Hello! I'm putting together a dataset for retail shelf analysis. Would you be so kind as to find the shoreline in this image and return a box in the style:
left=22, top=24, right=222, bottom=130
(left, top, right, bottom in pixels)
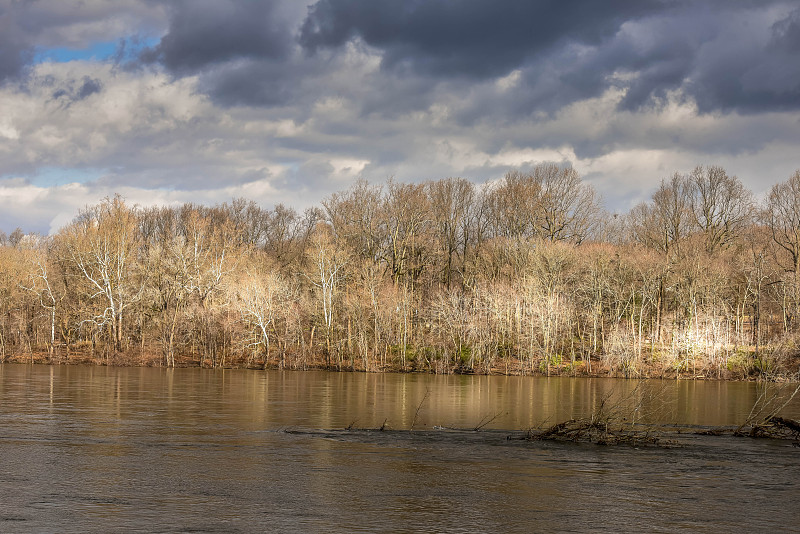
left=3, top=346, right=797, bottom=382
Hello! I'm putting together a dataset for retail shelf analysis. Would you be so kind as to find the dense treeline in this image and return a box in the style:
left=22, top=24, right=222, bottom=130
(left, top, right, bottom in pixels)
left=2, top=164, right=800, bottom=378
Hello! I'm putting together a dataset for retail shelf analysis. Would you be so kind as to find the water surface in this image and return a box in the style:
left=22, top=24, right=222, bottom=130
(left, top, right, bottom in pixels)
left=1, top=365, right=798, bottom=532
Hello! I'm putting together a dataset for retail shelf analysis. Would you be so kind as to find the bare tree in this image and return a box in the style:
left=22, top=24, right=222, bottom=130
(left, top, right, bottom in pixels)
left=0, top=244, right=29, bottom=359
left=481, top=170, right=542, bottom=240
left=20, top=241, right=61, bottom=356
left=305, top=224, right=349, bottom=365
left=178, top=206, right=242, bottom=367
left=764, top=170, right=800, bottom=274
left=382, top=180, right=432, bottom=287
left=764, top=170, right=800, bottom=332
left=8, top=228, right=24, bottom=248
left=629, top=173, right=692, bottom=255
left=323, top=178, right=384, bottom=262
left=481, top=164, right=599, bottom=244
left=232, top=265, right=292, bottom=368
left=263, top=204, right=320, bottom=270
left=427, top=177, right=476, bottom=287
left=535, top=163, right=601, bottom=244
left=689, top=165, right=753, bottom=254
left=57, top=196, right=141, bottom=353
left=224, top=198, right=269, bottom=247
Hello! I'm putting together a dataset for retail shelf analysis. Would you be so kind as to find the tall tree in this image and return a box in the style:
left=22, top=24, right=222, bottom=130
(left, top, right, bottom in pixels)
left=305, top=224, right=349, bottom=366
left=323, top=179, right=384, bottom=262
left=57, top=196, right=141, bottom=352
left=382, top=180, right=432, bottom=286
left=482, top=170, right=542, bottom=240
left=535, top=163, right=600, bottom=244
left=764, top=170, right=800, bottom=332
left=20, top=239, right=62, bottom=356
left=427, top=177, right=476, bottom=288
left=629, top=173, right=692, bottom=255
left=765, top=170, right=800, bottom=274
left=232, top=264, right=292, bottom=368
left=688, top=165, right=752, bottom=254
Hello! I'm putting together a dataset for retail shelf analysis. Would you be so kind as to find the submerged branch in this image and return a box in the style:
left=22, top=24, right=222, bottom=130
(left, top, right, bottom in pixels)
left=734, top=383, right=800, bottom=439
left=473, top=411, right=504, bottom=431
left=518, top=418, right=672, bottom=447
left=410, top=388, right=430, bottom=431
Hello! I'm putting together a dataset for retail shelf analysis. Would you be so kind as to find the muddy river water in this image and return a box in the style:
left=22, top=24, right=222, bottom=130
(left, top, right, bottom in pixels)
left=1, top=364, right=798, bottom=532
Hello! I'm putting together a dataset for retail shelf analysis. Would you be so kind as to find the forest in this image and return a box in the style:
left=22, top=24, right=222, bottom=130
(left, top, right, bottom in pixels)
left=1, top=163, right=800, bottom=379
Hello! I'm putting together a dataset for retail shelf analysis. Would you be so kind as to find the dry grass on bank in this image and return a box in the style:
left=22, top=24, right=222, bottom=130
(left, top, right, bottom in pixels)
left=2, top=339, right=799, bottom=382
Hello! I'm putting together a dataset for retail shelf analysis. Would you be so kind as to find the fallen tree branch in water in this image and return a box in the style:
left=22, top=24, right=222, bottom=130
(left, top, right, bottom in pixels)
left=508, top=385, right=678, bottom=447
left=410, top=388, right=430, bottom=432
left=516, top=418, right=672, bottom=447
left=742, top=416, right=800, bottom=441
left=473, top=412, right=503, bottom=431
left=288, top=382, right=800, bottom=447
left=734, top=383, right=800, bottom=440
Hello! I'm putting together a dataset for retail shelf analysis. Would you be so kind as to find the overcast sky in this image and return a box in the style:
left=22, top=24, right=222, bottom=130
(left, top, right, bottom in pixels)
left=1, top=0, right=799, bottom=234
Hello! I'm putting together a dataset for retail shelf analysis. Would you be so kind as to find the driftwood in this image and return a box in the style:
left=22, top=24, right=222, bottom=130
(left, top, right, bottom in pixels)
left=516, top=418, right=671, bottom=447
left=514, top=383, right=800, bottom=448
left=290, top=384, right=800, bottom=449
left=769, top=416, right=800, bottom=434
left=744, top=416, right=800, bottom=440
left=510, top=385, right=677, bottom=447
left=733, top=383, right=800, bottom=441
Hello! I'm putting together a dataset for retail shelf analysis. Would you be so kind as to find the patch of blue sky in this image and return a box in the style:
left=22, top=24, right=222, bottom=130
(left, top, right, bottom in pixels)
left=33, top=36, right=159, bottom=64
left=34, top=41, right=118, bottom=63
left=32, top=167, right=105, bottom=187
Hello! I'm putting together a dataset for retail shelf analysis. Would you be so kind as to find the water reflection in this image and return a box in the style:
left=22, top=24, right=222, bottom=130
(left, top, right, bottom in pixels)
left=0, top=364, right=798, bottom=533
left=8, top=365, right=793, bottom=430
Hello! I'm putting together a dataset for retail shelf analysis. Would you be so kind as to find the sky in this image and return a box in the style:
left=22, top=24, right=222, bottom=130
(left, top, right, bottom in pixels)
left=1, top=0, right=799, bottom=235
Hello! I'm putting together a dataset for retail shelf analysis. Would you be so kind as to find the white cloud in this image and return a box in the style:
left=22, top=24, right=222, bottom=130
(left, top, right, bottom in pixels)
left=17, top=0, right=167, bottom=48
left=1, top=7, right=799, bottom=235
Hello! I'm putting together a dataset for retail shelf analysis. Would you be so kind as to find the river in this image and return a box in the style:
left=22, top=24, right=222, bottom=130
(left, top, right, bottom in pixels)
left=1, top=364, right=798, bottom=532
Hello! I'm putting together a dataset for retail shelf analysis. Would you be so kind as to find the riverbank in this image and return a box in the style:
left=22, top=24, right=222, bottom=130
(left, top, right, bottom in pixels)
left=3, top=342, right=798, bottom=381
left=6, top=185, right=800, bottom=391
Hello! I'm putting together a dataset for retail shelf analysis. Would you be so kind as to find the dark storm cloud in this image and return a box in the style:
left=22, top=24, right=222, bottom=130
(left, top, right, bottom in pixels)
left=609, top=5, right=800, bottom=114
left=142, top=0, right=293, bottom=74
left=0, top=8, right=32, bottom=82
left=197, top=58, right=312, bottom=108
left=299, top=0, right=665, bottom=79
left=771, top=7, right=800, bottom=52
left=202, top=64, right=290, bottom=107
left=2, top=0, right=797, bottom=116
left=0, top=38, right=30, bottom=82
left=297, top=0, right=800, bottom=115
